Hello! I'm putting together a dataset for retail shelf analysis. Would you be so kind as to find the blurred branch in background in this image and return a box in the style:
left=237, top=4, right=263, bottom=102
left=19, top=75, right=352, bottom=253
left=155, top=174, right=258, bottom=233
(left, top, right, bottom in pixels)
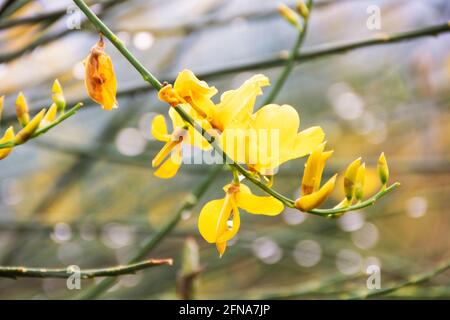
left=77, top=165, right=223, bottom=299
left=347, top=259, right=450, bottom=299
left=0, top=258, right=172, bottom=279
left=0, top=0, right=127, bottom=64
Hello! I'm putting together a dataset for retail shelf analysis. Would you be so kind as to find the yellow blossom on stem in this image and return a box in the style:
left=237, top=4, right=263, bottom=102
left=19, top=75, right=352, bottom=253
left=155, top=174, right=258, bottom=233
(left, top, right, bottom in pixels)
left=212, top=74, right=269, bottom=131
left=16, top=92, right=30, bottom=127
left=52, top=79, right=66, bottom=112
left=0, top=127, right=15, bottom=160
left=14, top=109, right=45, bottom=145
left=295, top=143, right=336, bottom=211
left=84, top=37, right=118, bottom=110
left=151, top=105, right=211, bottom=179
left=198, top=183, right=284, bottom=257
left=377, top=152, right=389, bottom=186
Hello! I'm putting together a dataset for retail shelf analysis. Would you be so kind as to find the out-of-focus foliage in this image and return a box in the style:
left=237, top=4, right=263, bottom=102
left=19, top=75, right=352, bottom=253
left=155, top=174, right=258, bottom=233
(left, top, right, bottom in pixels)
left=0, top=0, right=449, bottom=299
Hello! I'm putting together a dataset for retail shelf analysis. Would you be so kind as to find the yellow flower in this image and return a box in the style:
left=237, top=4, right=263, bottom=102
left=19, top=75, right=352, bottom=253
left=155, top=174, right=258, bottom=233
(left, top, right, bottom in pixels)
left=377, top=152, right=389, bottom=186
left=211, top=74, right=269, bottom=131
left=198, top=183, right=284, bottom=257
left=84, top=38, right=118, bottom=110
left=295, top=143, right=337, bottom=211
left=16, top=92, right=30, bottom=127
left=222, top=104, right=324, bottom=175
left=158, top=69, right=217, bottom=119
left=0, top=127, right=15, bottom=160
left=151, top=104, right=211, bottom=179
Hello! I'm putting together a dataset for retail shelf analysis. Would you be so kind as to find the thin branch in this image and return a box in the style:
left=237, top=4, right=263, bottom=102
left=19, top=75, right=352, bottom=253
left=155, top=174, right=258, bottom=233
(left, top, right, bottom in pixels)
left=262, top=0, right=313, bottom=105
left=0, top=259, right=173, bottom=279
left=0, top=103, right=83, bottom=149
left=76, top=165, right=223, bottom=299
left=347, top=259, right=450, bottom=299
left=310, top=182, right=401, bottom=217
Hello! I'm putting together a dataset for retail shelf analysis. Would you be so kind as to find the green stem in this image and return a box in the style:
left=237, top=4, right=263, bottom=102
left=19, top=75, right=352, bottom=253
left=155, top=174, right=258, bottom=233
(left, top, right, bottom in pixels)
left=262, top=0, right=313, bottom=106
left=76, top=165, right=223, bottom=299
left=309, top=182, right=401, bottom=217
left=73, top=0, right=162, bottom=90
left=0, top=259, right=172, bottom=279
left=0, top=103, right=83, bottom=149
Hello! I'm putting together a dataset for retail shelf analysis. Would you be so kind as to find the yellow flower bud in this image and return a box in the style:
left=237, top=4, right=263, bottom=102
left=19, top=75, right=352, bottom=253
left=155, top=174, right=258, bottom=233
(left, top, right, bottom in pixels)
left=278, top=3, right=301, bottom=28
left=295, top=174, right=337, bottom=211
left=40, top=103, right=58, bottom=127
left=14, top=109, right=45, bottom=145
left=52, top=79, right=66, bottom=112
left=296, top=0, right=309, bottom=18
left=0, top=127, right=15, bottom=160
left=84, top=38, right=118, bottom=110
left=377, top=152, right=389, bottom=186
left=16, top=92, right=30, bottom=127
left=344, top=157, right=361, bottom=201
left=354, top=163, right=366, bottom=201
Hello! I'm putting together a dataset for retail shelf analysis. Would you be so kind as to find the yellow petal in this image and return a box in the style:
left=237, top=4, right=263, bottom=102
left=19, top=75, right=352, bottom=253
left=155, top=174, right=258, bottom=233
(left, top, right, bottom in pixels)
left=248, top=104, right=302, bottom=172
left=151, top=115, right=170, bottom=142
left=0, top=127, right=15, bottom=160
left=153, top=143, right=182, bottom=179
left=295, top=174, right=337, bottom=211
left=301, top=142, right=326, bottom=195
left=236, top=184, right=284, bottom=216
left=216, top=241, right=227, bottom=257
left=173, top=70, right=217, bottom=118
left=198, top=198, right=233, bottom=243
left=213, top=74, right=269, bottom=131
left=290, top=126, right=325, bottom=160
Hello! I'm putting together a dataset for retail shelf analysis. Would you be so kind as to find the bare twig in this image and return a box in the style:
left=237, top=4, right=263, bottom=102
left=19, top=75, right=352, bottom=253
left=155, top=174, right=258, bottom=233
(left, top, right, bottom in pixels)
left=0, top=259, right=173, bottom=279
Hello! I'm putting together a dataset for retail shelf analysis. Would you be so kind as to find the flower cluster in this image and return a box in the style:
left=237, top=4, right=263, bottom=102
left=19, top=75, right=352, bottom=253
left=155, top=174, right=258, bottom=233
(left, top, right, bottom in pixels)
left=0, top=80, right=79, bottom=160
left=151, top=70, right=395, bottom=256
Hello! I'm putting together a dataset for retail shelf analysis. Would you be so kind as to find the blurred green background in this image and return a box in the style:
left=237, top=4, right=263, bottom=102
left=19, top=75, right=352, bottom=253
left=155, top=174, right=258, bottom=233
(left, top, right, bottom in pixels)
left=0, top=0, right=449, bottom=299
